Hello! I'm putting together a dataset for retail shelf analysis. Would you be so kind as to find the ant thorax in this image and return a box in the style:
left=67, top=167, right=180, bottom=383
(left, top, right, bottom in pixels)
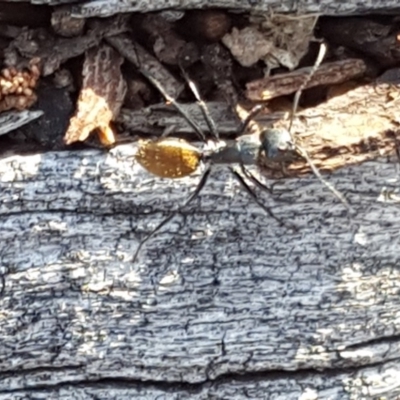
left=207, top=128, right=298, bottom=168
left=207, top=133, right=261, bottom=166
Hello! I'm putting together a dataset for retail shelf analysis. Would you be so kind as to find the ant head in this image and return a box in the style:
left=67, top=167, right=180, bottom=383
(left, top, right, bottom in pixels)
left=260, top=128, right=296, bottom=162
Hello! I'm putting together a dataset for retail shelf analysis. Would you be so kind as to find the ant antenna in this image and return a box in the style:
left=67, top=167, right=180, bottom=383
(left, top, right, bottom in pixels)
left=287, top=42, right=353, bottom=212
left=294, top=145, right=352, bottom=211
left=288, top=42, right=327, bottom=134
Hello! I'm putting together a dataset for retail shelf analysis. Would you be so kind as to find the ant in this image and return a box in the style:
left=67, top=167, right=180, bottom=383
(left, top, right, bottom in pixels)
left=133, top=42, right=352, bottom=263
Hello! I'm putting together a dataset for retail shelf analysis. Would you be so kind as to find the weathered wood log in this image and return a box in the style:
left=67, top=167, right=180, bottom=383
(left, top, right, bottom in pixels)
left=2, top=69, right=400, bottom=400
left=1, top=134, right=400, bottom=398
left=1, top=2, right=400, bottom=399
left=117, top=101, right=242, bottom=136
left=4, top=0, right=400, bottom=17
left=9, top=0, right=400, bottom=18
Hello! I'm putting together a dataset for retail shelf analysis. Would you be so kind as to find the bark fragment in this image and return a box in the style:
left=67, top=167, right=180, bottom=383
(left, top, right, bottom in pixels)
left=63, top=44, right=126, bottom=146
left=4, top=15, right=130, bottom=76
left=106, top=34, right=183, bottom=100
left=222, top=13, right=318, bottom=71
left=246, top=59, right=368, bottom=101
left=263, top=81, right=400, bottom=178
left=51, top=5, right=86, bottom=37
left=320, top=17, right=400, bottom=68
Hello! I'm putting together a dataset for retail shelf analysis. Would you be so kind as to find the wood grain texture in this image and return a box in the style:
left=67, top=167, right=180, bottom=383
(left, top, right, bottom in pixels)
left=0, top=360, right=400, bottom=398
left=0, top=1, right=400, bottom=398
left=0, top=142, right=400, bottom=397
left=4, top=0, right=400, bottom=16
left=61, top=0, right=400, bottom=18
left=245, top=59, right=367, bottom=101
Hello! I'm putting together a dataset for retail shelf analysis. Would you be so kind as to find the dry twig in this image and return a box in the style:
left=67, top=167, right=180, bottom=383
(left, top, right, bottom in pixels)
left=246, top=59, right=367, bottom=101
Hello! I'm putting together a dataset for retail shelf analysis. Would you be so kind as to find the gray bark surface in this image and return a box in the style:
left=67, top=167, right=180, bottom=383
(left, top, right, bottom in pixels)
left=4, top=0, right=400, bottom=16
left=0, top=143, right=400, bottom=398
left=1, top=1, right=400, bottom=398
left=16, top=0, right=400, bottom=17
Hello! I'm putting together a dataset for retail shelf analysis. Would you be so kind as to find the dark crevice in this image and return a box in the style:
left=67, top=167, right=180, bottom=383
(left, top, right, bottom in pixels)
left=342, top=333, right=400, bottom=349
left=0, top=207, right=260, bottom=219
left=0, top=356, right=399, bottom=394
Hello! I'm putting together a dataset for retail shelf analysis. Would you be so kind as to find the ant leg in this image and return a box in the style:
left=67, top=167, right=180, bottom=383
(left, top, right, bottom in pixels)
left=140, top=69, right=207, bottom=143
left=240, top=164, right=274, bottom=195
left=132, top=167, right=212, bottom=263
left=394, top=134, right=400, bottom=166
left=229, top=167, right=298, bottom=231
left=161, top=124, right=178, bottom=138
left=0, top=271, right=4, bottom=297
left=240, top=164, right=288, bottom=204
left=179, top=67, right=220, bottom=142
